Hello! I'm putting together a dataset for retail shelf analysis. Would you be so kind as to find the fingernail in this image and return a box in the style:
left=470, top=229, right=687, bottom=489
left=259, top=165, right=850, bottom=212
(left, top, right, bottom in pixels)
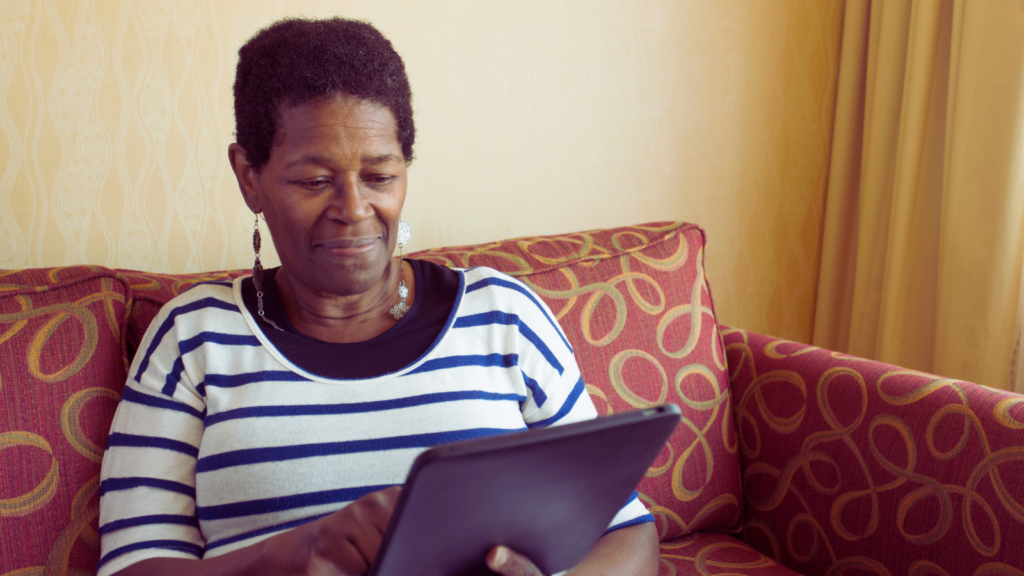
left=494, top=547, right=508, bottom=565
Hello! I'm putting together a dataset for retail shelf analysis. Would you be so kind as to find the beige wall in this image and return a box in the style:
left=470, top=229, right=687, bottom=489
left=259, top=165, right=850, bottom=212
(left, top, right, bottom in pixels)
left=0, top=0, right=842, bottom=343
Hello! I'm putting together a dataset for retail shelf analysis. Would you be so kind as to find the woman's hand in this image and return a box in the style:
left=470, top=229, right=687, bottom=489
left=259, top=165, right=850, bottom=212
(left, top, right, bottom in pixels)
left=485, top=523, right=659, bottom=576
left=112, top=487, right=403, bottom=576
left=486, top=546, right=547, bottom=576
left=261, top=486, right=402, bottom=576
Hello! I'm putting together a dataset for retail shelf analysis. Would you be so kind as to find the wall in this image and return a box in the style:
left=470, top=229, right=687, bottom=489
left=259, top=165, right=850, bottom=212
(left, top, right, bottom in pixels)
left=0, top=0, right=843, bottom=343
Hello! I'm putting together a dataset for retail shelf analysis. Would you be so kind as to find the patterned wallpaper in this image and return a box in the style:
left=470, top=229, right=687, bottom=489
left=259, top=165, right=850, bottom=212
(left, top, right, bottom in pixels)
left=0, top=0, right=260, bottom=273
left=0, top=0, right=843, bottom=343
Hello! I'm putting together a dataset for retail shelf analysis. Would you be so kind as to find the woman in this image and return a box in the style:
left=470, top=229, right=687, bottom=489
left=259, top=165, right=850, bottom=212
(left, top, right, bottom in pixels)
left=98, top=18, right=659, bottom=576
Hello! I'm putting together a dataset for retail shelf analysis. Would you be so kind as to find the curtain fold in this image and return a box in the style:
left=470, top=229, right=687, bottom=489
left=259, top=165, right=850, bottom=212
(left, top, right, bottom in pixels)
left=812, top=0, right=1024, bottom=390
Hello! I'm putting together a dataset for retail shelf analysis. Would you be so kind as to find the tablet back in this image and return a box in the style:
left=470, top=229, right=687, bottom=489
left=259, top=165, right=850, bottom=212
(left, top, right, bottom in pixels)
left=369, top=405, right=680, bottom=576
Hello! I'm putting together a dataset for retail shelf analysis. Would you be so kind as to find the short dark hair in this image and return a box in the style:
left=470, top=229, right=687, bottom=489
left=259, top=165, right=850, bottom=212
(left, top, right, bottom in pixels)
left=233, top=18, right=415, bottom=172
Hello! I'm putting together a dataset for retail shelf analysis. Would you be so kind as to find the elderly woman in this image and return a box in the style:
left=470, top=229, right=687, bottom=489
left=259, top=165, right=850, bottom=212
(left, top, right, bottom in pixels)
left=98, top=18, right=658, bottom=576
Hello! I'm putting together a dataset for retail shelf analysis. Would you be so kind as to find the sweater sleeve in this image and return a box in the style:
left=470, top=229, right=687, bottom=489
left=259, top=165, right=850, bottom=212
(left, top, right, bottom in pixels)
left=486, top=271, right=655, bottom=532
left=97, top=294, right=223, bottom=576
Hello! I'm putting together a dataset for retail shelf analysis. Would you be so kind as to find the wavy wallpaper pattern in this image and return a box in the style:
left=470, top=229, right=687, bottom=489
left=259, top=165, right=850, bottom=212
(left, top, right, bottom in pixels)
left=1, top=0, right=252, bottom=272
left=0, top=0, right=843, bottom=344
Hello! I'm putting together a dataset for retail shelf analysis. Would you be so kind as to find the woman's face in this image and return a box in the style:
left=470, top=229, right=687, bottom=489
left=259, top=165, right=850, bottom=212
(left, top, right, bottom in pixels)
left=239, top=94, right=408, bottom=297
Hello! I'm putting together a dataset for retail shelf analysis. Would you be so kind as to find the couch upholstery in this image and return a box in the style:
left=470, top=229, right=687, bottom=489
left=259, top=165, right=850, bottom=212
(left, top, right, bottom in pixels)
left=0, top=267, right=131, bottom=576
left=724, top=329, right=1024, bottom=575
left=2, top=222, right=1022, bottom=576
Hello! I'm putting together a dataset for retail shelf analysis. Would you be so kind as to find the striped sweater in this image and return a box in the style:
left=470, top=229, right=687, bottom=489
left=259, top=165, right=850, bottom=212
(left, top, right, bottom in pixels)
left=97, top=266, right=653, bottom=576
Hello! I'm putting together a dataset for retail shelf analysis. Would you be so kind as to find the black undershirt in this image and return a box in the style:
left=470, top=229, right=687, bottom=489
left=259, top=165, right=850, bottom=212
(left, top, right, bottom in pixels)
left=240, top=259, right=461, bottom=379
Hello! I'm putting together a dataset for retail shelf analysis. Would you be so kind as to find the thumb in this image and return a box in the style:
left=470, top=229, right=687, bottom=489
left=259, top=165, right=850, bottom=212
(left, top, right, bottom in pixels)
left=486, top=546, right=545, bottom=576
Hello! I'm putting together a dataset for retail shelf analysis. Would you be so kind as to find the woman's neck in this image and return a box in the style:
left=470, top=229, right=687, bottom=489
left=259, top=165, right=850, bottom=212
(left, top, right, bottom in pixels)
left=273, top=258, right=415, bottom=343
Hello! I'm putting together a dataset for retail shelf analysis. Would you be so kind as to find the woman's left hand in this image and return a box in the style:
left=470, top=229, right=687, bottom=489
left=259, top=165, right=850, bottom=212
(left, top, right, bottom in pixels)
left=484, top=523, right=659, bottom=576
left=485, top=546, right=547, bottom=576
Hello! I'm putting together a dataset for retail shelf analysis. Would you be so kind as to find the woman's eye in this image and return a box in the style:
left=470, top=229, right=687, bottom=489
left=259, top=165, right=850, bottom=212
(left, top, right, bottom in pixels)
left=365, top=174, right=394, bottom=185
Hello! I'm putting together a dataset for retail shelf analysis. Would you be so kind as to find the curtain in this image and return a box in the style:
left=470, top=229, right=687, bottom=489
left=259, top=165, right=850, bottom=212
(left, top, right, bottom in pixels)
left=812, top=0, right=1024, bottom=391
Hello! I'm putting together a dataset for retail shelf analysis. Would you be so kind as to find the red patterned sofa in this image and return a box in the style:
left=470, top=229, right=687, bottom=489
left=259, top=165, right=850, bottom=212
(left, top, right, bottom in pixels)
left=2, top=222, right=1023, bottom=576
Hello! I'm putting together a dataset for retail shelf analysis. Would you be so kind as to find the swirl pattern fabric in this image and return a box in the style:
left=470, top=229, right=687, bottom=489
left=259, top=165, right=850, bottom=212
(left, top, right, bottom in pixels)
left=0, top=266, right=131, bottom=576
left=658, top=532, right=799, bottom=576
left=724, top=328, right=1024, bottom=575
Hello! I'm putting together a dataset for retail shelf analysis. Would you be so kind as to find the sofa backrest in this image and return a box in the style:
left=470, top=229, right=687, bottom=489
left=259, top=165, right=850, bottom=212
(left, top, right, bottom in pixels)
left=0, top=266, right=131, bottom=576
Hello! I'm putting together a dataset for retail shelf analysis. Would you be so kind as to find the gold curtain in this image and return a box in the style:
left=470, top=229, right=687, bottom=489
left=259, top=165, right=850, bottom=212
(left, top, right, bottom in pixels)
left=812, top=0, right=1024, bottom=390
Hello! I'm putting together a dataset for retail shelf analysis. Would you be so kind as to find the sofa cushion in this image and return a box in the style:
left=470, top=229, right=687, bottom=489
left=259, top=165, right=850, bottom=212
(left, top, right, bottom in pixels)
left=658, top=532, right=801, bottom=575
left=0, top=266, right=131, bottom=576
left=410, top=222, right=743, bottom=540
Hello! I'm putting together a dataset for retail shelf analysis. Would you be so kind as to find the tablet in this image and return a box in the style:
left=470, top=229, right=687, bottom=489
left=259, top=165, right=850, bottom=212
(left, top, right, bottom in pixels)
left=367, top=404, right=681, bottom=576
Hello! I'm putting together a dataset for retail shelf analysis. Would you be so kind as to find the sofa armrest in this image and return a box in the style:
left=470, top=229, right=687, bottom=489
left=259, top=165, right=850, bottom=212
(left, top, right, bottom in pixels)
left=721, top=327, right=1024, bottom=574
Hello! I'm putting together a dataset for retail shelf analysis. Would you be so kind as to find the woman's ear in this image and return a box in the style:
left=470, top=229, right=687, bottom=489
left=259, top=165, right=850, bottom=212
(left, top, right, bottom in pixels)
left=228, top=143, right=262, bottom=214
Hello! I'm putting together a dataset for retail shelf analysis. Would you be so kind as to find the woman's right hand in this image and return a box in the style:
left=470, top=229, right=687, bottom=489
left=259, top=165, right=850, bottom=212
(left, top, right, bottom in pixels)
left=260, top=486, right=402, bottom=576
left=112, top=486, right=402, bottom=576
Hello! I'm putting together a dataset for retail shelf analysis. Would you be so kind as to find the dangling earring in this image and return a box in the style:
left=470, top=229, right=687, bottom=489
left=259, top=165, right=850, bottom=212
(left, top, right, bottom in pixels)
left=253, top=214, right=284, bottom=331
left=389, top=217, right=412, bottom=320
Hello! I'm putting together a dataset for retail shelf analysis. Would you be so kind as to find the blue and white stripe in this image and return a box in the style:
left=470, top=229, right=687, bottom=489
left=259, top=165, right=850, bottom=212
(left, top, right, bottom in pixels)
left=98, top=266, right=651, bottom=576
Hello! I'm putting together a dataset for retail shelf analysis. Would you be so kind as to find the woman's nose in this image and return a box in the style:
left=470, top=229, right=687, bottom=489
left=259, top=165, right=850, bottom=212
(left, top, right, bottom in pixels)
left=327, top=173, right=374, bottom=224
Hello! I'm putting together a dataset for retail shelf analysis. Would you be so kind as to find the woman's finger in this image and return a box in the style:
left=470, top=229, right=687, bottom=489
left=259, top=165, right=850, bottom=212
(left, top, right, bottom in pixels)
left=485, top=546, right=546, bottom=576
left=308, top=487, right=403, bottom=574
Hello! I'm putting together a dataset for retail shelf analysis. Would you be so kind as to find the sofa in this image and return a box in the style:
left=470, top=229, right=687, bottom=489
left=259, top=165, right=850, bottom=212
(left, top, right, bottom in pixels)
left=2, top=221, right=1023, bottom=576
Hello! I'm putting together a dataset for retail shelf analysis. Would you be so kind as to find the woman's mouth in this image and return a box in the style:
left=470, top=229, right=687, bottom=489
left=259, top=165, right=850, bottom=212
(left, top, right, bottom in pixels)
left=317, top=237, right=379, bottom=256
